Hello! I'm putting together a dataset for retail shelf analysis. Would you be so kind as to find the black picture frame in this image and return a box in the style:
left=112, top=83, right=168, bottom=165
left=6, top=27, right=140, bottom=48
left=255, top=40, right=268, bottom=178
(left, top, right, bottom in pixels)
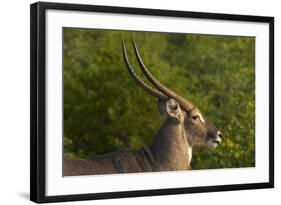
left=30, top=1, right=274, bottom=203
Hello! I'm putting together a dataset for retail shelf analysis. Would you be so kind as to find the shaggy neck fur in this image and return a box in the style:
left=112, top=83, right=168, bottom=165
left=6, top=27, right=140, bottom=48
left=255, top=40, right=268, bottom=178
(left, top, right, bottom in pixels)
left=148, top=118, right=192, bottom=171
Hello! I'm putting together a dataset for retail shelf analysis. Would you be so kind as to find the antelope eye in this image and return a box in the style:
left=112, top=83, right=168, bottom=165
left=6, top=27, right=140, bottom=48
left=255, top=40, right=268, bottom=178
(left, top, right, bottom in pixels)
left=192, top=115, right=199, bottom=120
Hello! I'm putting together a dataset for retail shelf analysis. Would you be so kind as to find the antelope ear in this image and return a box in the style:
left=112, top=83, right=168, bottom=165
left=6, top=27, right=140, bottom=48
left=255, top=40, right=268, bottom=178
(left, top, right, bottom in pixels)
left=158, top=99, right=181, bottom=121
left=158, top=100, right=168, bottom=118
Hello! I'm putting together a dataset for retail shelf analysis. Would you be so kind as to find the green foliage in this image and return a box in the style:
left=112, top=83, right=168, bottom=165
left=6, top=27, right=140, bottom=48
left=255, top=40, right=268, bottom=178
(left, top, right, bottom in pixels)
left=63, top=28, right=255, bottom=169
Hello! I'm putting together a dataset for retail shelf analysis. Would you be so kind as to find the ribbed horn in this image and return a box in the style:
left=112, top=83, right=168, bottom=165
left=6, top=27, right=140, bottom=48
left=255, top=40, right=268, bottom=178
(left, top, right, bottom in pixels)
left=122, top=41, right=168, bottom=101
left=132, top=40, right=193, bottom=111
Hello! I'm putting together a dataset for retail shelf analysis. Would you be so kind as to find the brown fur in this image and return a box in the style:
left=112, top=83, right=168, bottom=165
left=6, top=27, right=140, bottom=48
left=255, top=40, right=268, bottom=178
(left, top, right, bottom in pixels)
left=64, top=99, right=221, bottom=176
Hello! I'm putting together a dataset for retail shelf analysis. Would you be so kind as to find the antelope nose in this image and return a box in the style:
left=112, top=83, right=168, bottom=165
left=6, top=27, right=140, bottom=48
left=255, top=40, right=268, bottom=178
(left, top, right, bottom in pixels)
left=218, top=131, right=222, bottom=138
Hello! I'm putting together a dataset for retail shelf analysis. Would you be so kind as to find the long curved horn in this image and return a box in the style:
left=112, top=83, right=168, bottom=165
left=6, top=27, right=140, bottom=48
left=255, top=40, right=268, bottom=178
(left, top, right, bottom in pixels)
left=122, top=41, right=168, bottom=101
left=132, top=40, right=193, bottom=111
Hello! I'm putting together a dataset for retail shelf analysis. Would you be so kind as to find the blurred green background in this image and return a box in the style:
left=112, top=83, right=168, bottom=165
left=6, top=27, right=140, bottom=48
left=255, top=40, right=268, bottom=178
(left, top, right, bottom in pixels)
left=63, top=28, right=255, bottom=169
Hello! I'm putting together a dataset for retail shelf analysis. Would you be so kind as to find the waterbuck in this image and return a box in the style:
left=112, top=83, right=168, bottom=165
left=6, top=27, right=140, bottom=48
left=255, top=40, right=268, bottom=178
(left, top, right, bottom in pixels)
left=64, top=40, right=222, bottom=176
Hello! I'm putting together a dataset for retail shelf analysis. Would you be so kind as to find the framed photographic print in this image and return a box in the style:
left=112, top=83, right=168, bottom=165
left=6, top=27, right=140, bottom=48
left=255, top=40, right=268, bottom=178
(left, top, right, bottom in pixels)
left=30, top=1, right=274, bottom=203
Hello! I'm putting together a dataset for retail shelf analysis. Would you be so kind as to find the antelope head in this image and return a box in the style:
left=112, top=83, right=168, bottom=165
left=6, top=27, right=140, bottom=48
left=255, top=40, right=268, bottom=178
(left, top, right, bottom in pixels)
left=122, top=40, right=222, bottom=149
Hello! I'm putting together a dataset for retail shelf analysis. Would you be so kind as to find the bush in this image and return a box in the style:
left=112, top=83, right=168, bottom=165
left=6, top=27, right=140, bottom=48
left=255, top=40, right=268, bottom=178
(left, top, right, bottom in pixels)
left=63, top=28, right=255, bottom=169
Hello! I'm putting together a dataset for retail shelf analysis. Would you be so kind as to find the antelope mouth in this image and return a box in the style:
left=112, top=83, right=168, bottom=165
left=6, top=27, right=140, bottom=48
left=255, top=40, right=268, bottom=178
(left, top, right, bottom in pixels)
left=207, top=137, right=222, bottom=148
left=213, top=138, right=222, bottom=145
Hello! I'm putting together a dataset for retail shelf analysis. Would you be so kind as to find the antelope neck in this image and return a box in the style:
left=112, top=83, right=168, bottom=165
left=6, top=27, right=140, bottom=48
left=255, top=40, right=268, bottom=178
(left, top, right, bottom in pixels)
left=148, top=118, right=192, bottom=170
